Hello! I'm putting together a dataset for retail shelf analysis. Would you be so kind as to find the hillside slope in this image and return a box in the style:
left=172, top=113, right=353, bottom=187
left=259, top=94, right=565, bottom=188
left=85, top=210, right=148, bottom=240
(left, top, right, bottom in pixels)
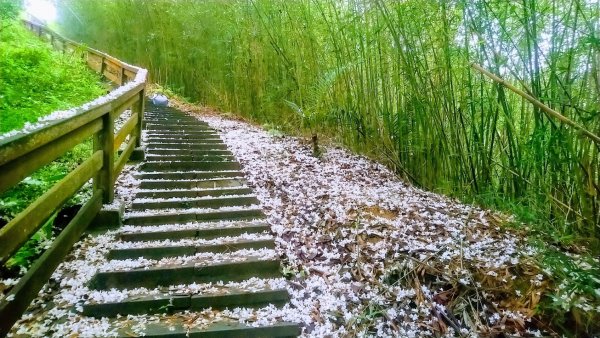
left=0, top=19, right=104, bottom=134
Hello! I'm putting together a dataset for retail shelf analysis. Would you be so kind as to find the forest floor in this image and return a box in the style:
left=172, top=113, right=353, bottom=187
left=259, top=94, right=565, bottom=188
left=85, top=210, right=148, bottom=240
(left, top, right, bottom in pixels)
left=186, top=105, right=550, bottom=337
left=6, top=99, right=599, bottom=337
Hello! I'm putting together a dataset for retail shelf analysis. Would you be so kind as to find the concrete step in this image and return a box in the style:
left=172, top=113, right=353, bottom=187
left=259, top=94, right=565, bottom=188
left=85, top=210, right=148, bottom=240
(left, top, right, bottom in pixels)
left=119, top=223, right=271, bottom=242
left=146, top=137, right=222, bottom=143
left=135, top=187, right=253, bottom=199
left=146, top=143, right=228, bottom=150
left=90, top=258, right=282, bottom=290
left=83, top=288, right=290, bottom=317
left=146, top=125, right=212, bottom=132
left=108, top=238, right=275, bottom=260
left=138, top=178, right=246, bottom=190
left=144, top=119, right=208, bottom=127
left=140, top=161, right=240, bottom=171
left=133, top=170, right=242, bottom=181
left=147, top=149, right=233, bottom=156
left=144, top=113, right=199, bottom=117
left=146, top=122, right=208, bottom=127
left=145, top=130, right=220, bottom=136
left=111, top=320, right=300, bottom=338
left=143, top=121, right=203, bottom=127
left=146, top=133, right=221, bottom=138
left=145, top=142, right=225, bottom=149
left=143, top=117, right=199, bottom=123
left=124, top=209, right=264, bottom=226
left=145, top=154, right=236, bottom=162
left=145, top=130, right=217, bottom=136
left=132, top=196, right=259, bottom=211
left=144, top=112, right=197, bottom=116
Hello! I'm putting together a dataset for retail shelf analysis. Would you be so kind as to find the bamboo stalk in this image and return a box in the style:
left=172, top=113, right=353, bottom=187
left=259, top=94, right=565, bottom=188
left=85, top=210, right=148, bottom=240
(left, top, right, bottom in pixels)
left=471, top=62, right=600, bottom=144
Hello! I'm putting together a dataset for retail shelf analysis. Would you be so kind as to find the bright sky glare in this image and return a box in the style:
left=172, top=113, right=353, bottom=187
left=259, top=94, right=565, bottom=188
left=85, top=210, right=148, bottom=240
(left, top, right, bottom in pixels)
left=25, top=0, right=57, bottom=23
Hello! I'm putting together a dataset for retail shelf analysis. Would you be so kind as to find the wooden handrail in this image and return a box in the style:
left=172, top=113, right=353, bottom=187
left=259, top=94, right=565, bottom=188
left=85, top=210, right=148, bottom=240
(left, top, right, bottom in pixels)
left=0, top=19, right=148, bottom=336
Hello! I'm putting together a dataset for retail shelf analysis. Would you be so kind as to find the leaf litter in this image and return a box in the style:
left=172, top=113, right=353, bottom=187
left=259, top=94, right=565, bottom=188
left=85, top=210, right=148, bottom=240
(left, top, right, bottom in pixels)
left=2, top=105, right=560, bottom=337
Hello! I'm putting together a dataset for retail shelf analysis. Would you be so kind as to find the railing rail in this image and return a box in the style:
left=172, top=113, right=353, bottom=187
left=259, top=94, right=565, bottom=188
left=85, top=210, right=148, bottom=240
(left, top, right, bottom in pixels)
left=0, top=19, right=147, bottom=336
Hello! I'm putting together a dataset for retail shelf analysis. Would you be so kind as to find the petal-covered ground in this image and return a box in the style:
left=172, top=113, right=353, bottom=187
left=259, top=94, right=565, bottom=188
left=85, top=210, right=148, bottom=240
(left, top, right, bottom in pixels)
left=192, top=109, right=547, bottom=337
left=4, top=105, right=552, bottom=337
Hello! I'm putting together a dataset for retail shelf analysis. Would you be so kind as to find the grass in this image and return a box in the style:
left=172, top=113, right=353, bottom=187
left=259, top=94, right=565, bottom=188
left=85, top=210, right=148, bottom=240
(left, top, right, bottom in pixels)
left=0, top=18, right=104, bottom=275
left=0, top=19, right=104, bottom=133
left=56, top=0, right=600, bottom=335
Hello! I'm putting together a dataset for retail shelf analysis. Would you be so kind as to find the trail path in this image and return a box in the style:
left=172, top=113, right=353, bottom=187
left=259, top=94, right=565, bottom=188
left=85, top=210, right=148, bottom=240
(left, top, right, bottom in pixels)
left=10, top=102, right=543, bottom=337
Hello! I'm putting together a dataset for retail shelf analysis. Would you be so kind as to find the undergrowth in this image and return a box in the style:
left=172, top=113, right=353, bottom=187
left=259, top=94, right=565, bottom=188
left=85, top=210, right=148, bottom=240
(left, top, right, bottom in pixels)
left=0, top=18, right=103, bottom=275
left=56, top=0, right=600, bottom=333
left=0, top=20, right=104, bottom=133
left=163, top=88, right=600, bottom=336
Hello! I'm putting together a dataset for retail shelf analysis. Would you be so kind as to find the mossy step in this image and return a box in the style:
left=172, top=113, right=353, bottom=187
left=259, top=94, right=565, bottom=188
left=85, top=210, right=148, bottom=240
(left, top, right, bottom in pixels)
left=89, top=258, right=282, bottom=290
left=146, top=143, right=228, bottom=151
left=108, top=239, right=275, bottom=260
left=135, top=187, right=253, bottom=199
left=134, top=171, right=242, bottom=181
left=138, top=178, right=246, bottom=190
left=119, top=223, right=271, bottom=242
left=124, top=209, right=265, bottom=226
left=140, top=161, right=240, bottom=171
left=146, top=149, right=233, bottom=156
left=83, top=288, right=289, bottom=317
left=114, top=321, right=300, bottom=338
left=132, top=196, right=259, bottom=211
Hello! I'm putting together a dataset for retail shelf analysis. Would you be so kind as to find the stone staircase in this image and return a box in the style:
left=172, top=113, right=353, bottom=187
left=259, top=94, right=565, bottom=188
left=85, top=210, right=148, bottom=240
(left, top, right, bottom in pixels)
left=83, top=103, right=300, bottom=337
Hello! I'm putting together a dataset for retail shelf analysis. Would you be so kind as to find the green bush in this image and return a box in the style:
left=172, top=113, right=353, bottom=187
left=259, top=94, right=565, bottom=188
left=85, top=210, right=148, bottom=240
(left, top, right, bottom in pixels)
left=0, top=20, right=104, bottom=274
left=0, top=21, right=104, bottom=133
left=0, top=0, right=21, bottom=29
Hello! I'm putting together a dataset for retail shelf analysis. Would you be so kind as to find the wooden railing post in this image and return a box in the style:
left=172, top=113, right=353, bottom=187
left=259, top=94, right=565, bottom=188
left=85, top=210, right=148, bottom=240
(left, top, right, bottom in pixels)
left=93, top=112, right=115, bottom=203
left=120, top=68, right=127, bottom=85
left=133, top=89, right=145, bottom=147
left=100, top=57, right=106, bottom=78
left=1, top=20, right=149, bottom=336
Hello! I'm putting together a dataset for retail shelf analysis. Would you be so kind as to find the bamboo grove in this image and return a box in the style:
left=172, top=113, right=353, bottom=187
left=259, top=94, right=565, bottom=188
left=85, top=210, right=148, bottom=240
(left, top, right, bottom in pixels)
left=56, top=0, right=600, bottom=245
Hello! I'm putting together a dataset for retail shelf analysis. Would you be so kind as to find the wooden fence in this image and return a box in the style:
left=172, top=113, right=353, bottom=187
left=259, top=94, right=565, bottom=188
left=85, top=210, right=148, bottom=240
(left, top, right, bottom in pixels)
left=0, top=20, right=147, bottom=336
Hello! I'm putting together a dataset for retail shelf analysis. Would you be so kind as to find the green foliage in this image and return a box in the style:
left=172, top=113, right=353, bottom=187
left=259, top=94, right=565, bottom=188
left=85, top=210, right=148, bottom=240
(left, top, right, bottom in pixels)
left=5, top=212, right=56, bottom=272
left=0, top=142, right=92, bottom=219
left=57, top=0, right=600, bottom=240
left=0, top=19, right=102, bottom=273
left=56, top=0, right=600, bottom=333
left=534, top=244, right=600, bottom=335
left=0, top=0, right=21, bottom=30
left=0, top=21, right=104, bottom=133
